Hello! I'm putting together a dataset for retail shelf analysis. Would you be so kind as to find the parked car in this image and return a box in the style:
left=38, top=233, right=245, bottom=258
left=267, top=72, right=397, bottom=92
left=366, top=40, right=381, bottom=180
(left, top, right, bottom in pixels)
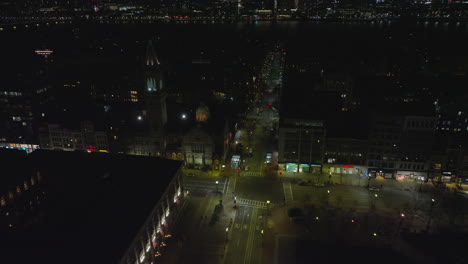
left=297, top=181, right=308, bottom=186
left=314, top=183, right=325, bottom=187
left=187, top=173, right=196, bottom=177
left=369, top=186, right=380, bottom=191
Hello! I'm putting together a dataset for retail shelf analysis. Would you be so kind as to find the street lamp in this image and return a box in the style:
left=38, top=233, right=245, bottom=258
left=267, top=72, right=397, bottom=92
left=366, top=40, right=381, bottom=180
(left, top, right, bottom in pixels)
left=267, top=200, right=270, bottom=215
left=397, top=213, right=405, bottom=236
left=216, top=181, right=219, bottom=192
left=181, top=113, right=186, bottom=120
left=426, top=198, right=436, bottom=233
left=374, top=193, right=378, bottom=207
left=326, top=190, right=330, bottom=206
left=261, top=229, right=264, bottom=247
left=225, top=227, right=229, bottom=242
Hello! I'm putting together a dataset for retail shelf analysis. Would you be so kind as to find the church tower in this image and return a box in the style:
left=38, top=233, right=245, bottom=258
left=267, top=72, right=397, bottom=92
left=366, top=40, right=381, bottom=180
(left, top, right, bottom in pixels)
left=144, top=40, right=167, bottom=150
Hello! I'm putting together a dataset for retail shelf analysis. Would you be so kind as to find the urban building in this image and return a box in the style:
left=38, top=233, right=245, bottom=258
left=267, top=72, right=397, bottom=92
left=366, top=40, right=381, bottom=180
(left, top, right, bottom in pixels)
left=142, top=40, right=168, bottom=155
left=395, top=116, right=437, bottom=180
left=0, top=87, right=35, bottom=144
left=38, top=120, right=109, bottom=152
left=182, top=127, right=215, bottom=168
left=367, top=114, right=437, bottom=180
left=182, top=103, right=215, bottom=168
left=0, top=149, right=184, bottom=264
left=278, top=118, right=326, bottom=173
left=324, top=137, right=368, bottom=165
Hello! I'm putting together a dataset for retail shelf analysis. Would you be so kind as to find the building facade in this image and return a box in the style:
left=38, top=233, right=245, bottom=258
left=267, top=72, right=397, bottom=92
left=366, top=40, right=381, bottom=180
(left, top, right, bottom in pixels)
left=38, top=121, right=109, bottom=152
left=367, top=114, right=437, bottom=180
left=182, top=127, right=215, bottom=168
left=278, top=118, right=326, bottom=173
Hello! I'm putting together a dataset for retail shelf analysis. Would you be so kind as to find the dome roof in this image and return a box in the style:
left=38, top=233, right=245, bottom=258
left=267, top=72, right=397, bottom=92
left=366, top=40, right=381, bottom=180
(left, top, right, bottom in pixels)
left=196, top=103, right=210, bottom=122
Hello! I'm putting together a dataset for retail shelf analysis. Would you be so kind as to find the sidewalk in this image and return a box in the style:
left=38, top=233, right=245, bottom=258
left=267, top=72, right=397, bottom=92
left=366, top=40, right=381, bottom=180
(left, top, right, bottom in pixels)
left=183, top=168, right=226, bottom=178
left=160, top=192, right=238, bottom=264
left=278, top=170, right=437, bottom=193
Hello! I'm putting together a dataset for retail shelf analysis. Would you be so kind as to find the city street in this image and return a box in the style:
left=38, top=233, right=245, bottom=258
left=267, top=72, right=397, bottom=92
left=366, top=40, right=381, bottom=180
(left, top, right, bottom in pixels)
left=157, top=46, right=459, bottom=263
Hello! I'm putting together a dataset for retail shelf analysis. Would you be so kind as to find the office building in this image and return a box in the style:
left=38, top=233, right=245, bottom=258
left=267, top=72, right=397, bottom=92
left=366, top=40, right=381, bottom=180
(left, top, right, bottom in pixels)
left=278, top=118, right=326, bottom=173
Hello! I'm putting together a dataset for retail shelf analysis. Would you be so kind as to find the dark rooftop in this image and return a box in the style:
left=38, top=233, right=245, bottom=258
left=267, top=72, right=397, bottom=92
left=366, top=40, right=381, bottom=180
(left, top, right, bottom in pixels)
left=1, top=149, right=182, bottom=264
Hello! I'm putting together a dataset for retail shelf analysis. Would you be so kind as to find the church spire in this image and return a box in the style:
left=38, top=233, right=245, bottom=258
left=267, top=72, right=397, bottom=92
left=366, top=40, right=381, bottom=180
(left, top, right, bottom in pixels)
left=145, top=40, right=160, bottom=67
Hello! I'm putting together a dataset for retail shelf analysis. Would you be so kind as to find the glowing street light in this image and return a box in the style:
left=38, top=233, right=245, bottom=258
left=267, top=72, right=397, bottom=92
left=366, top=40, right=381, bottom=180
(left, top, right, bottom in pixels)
left=181, top=114, right=186, bottom=119
left=225, top=227, right=229, bottom=242
left=216, top=181, right=219, bottom=192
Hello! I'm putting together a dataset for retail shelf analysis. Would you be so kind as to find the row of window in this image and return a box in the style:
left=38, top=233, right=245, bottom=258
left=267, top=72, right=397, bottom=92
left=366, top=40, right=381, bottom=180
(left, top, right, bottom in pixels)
left=405, top=120, right=435, bottom=128
left=325, top=152, right=363, bottom=157
left=1, top=91, right=22, bottom=97
left=131, top=183, right=182, bottom=264
left=1, top=174, right=41, bottom=207
left=399, top=163, right=425, bottom=170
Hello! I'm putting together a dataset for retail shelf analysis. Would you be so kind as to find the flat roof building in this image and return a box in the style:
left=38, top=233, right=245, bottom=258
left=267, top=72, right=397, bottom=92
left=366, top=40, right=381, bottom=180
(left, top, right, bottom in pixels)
left=0, top=149, right=184, bottom=264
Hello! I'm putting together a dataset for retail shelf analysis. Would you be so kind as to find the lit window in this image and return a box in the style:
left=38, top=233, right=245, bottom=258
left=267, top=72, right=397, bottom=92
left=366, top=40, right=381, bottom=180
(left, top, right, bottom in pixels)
left=23, top=181, right=28, bottom=191
left=0, top=197, right=5, bottom=206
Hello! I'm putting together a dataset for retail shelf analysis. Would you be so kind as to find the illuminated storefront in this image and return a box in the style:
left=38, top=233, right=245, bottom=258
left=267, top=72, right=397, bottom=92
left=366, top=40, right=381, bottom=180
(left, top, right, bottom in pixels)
left=0, top=143, right=39, bottom=153
left=396, top=171, right=428, bottom=181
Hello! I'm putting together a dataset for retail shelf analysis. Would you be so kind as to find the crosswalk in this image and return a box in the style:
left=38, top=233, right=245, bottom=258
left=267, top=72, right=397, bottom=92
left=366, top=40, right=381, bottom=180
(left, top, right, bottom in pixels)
left=240, top=171, right=263, bottom=177
left=184, top=178, right=228, bottom=194
left=226, top=177, right=237, bottom=196
left=236, top=198, right=276, bottom=209
left=283, top=182, right=293, bottom=203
